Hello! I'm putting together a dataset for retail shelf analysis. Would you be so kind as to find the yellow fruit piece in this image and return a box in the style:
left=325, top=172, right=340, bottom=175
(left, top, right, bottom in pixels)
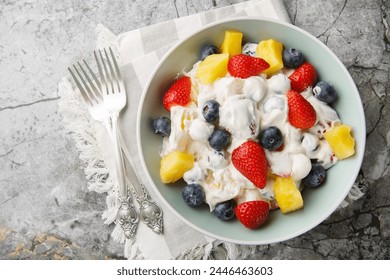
left=274, top=176, right=303, bottom=214
left=256, top=39, right=284, bottom=76
left=195, top=53, right=229, bottom=84
left=324, top=124, right=355, bottom=160
left=220, top=30, right=243, bottom=56
left=160, top=151, right=194, bottom=184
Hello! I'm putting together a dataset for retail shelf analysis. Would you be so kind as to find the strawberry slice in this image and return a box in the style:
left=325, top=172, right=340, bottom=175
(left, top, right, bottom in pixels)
left=288, top=62, right=317, bottom=92
left=163, top=76, right=192, bottom=112
left=228, top=54, right=269, bottom=79
left=235, top=200, right=270, bottom=229
left=287, top=90, right=317, bottom=129
left=232, top=140, right=268, bottom=189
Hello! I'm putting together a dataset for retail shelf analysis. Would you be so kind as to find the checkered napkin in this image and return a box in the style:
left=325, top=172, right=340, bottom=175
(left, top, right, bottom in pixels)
left=60, top=0, right=291, bottom=259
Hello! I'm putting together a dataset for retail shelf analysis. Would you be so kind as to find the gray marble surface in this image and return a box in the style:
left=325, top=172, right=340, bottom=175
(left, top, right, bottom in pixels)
left=0, top=0, right=389, bottom=260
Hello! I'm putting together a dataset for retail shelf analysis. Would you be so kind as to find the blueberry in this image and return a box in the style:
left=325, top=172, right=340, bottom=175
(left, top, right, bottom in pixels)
left=152, top=116, right=171, bottom=137
left=258, top=126, right=283, bottom=151
left=182, top=184, right=205, bottom=207
left=208, top=128, right=231, bottom=151
left=313, top=81, right=337, bottom=104
left=282, top=48, right=304, bottom=68
left=200, top=44, right=219, bottom=61
left=302, top=164, right=326, bottom=188
left=202, top=100, right=220, bottom=123
left=214, top=200, right=236, bottom=221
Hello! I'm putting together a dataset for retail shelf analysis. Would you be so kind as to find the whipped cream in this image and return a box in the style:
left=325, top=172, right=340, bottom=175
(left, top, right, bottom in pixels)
left=160, top=53, right=341, bottom=211
left=267, top=73, right=291, bottom=95
left=219, top=96, right=260, bottom=140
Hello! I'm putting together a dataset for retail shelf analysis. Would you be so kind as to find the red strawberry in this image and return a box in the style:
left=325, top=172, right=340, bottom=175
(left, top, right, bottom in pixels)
left=228, top=54, right=270, bottom=79
left=288, top=62, right=317, bottom=92
left=163, top=76, right=192, bottom=111
left=235, top=200, right=270, bottom=229
left=287, top=90, right=317, bottom=129
left=232, top=140, right=268, bottom=189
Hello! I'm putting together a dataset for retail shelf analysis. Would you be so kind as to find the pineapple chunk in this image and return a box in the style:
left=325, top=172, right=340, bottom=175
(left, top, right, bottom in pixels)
left=274, top=176, right=303, bottom=214
left=324, top=124, right=355, bottom=160
left=256, top=39, right=284, bottom=76
left=220, top=30, right=243, bottom=56
left=160, top=151, right=194, bottom=184
left=195, top=53, right=229, bottom=84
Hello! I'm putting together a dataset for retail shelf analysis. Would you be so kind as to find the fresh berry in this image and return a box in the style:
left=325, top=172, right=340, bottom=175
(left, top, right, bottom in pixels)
left=163, top=76, right=192, bottom=112
left=242, top=42, right=257, bottom=56
left=152, top=116, right=171, bottom=137
left=302, top=164, right=326, bottom=188
left=313, top=81, right=337, bottom=104
left=202, top=100, right=220, bottom=123
left=214, top=200, right=236, bottom=221
left=228, top=54, right=270, bottom=79
left=234, top=200, right=269, bottom=229
left=287, top=90, right=317, bottom=129
left=208, top=128, right=231, bottom=151
left=231, top=141, right=268, bottom=189
left=258, top=126, right=283, bottom=151
left=282, top=48, right=304, bottom=68
left=288, top=62, right=317, bottom=92
left=182, top=184, right=205, bottom=207
left=200, top=44, right=219, bottom=61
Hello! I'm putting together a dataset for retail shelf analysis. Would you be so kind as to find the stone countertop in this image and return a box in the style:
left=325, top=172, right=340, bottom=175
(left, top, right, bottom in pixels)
left=0, top=0, right=389, bottom=260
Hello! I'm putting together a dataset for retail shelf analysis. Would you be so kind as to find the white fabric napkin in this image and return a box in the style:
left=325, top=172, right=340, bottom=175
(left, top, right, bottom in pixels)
left=58, top=0, right=363, bottom=260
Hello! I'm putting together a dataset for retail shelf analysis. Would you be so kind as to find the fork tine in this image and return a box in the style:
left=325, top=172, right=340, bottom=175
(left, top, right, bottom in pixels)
left=98, top=49, right=112, bottom=95
left=94, top=50, right=106, bottom=95
left=108, top=47, right=124, bottom=92
left=103, top=48, right=117, bottom=94
left=83, top=59, right=103, bottom=101
left=75, top=62, right=99, bottom=106
left=78, top=60, right=102, bottom=103
left=68, top=66, right=93, bottom=107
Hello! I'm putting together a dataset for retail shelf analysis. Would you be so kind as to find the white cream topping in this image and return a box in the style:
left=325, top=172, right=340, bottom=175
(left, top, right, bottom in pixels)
left=301, top=132, right=319, bottom=153
left=242, top=76, right=267, bottom=102
left=213, top=77, right=243, bottom=105
left=188, top=118, right=214, bottom=142
left=291, top=153, right=312, bottom=181
left=183, top=163, right=207, bottom=184
left=263, top=96, right=286, bottom=113
left=161, top=58, right=344, bottom=209
left=267, top=73, right=291, bottom=95
left=219, top=96, right=260, bottom=140
left=207, top=150, right=228, bottom=170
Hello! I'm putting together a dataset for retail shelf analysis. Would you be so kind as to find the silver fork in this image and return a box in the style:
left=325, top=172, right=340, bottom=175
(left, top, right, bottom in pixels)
left=95, top=48, right=163, bottom=235
left=69, top=58, right=139, bottom=239
left=69, top=49, right=163, bottom=237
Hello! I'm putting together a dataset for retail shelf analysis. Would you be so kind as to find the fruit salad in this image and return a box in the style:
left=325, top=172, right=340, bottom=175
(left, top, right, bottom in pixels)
left=151, top=30, right=356, bottom=230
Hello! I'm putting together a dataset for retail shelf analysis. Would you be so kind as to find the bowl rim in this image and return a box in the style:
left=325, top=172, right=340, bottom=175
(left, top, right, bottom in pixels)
left=136, top=16, right=366, bottom=245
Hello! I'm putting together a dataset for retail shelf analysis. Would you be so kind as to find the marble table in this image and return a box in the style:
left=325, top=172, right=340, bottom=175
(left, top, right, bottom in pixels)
left=1, top=0, right=389, bottom=259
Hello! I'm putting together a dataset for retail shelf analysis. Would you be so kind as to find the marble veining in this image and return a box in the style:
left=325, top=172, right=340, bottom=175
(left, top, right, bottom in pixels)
left=0, top=0, right=389, bottom=259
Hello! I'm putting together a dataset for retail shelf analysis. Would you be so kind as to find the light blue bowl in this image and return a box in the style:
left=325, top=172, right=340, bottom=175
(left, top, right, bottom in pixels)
left=137, top=17, right=366, bottom=245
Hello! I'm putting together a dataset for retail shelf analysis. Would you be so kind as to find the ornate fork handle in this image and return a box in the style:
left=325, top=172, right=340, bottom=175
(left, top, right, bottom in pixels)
left=119, top=131, right=164, bottom=234
left=126, top=179, right=163, bottom=234
left=111, top=117, right=140, bottom=238
left=117, top=188, right=139, bottom=239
